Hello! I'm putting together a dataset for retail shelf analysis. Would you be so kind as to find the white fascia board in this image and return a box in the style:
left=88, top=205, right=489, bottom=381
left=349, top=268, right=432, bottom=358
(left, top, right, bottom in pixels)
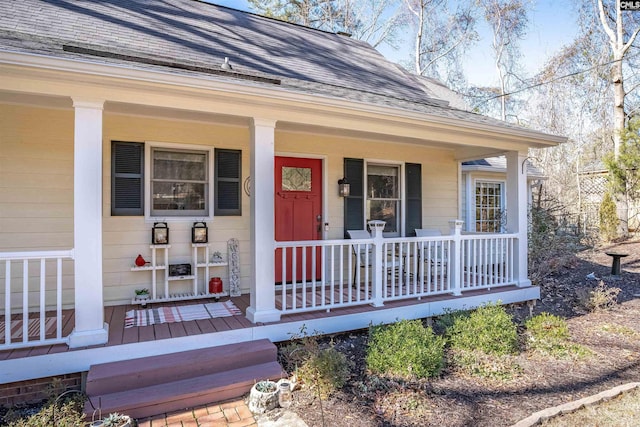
left=0, top=49, right=567, bottom=147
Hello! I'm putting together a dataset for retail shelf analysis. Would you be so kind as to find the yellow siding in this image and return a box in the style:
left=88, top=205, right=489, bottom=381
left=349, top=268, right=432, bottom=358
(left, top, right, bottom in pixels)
left=276, top=131, right=459, bottom=237
left=102, top=113, right=251, bottom=303
left=0, top=104, right=74, bottom=250
left=1, top=103, right=460, bottom=305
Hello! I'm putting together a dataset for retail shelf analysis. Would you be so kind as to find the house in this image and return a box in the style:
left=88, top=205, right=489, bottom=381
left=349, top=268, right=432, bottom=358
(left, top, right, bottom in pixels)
left=461, top=157, right=546, bottom=233
left=409, top=77, right=547, bottom=233
left=0, top=0, right=566, bottom=404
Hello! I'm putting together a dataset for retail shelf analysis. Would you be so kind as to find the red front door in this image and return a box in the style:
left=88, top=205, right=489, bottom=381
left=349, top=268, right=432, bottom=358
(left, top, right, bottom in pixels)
left=275, top=157, right=323, bottom=283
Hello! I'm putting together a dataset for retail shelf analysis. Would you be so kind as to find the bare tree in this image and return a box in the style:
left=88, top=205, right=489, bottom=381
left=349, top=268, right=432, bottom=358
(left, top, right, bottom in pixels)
left=247, top=0, right=404, bottom=49
left=596, top=0, right=640, bottom=158
left=476, top=0, right=529, bottom=121
left=403, top=0, right=476, bottom=90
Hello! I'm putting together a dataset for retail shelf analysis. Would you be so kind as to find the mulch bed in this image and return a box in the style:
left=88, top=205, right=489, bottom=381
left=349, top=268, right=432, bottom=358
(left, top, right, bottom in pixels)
left=273, top=240, right=640, bottom=427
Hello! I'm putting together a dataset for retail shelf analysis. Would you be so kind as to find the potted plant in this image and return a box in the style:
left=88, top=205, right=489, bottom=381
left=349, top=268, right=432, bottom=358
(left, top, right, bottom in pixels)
left=102, top=412, right=132, bottom=427
left=134, top=288, right=150, bottom=301
left=248, top=380, right=279, bottom=414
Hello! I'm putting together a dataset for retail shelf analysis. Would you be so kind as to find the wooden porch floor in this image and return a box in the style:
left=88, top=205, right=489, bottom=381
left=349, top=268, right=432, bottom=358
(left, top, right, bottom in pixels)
left=0, top=285, right=523, bottom=362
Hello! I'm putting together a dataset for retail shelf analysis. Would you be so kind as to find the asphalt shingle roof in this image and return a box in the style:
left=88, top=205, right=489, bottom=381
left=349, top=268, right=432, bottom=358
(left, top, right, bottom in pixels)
left=0, top=0, right=562, bottom=139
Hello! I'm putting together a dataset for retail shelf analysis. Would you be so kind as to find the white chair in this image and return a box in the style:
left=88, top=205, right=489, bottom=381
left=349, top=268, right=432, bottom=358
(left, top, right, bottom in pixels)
left=415, top=229, right=448, bottom=270
left=347, top=229, right=401, bottom=283
left=347, top=230, right=372, bottom=284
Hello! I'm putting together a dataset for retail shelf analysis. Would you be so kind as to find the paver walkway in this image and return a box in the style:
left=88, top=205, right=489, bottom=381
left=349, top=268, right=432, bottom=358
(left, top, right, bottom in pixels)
left=136, top=399, right=256, bottom=427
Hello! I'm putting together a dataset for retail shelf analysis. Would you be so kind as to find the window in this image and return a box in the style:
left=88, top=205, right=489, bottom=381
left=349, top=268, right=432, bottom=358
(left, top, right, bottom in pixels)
left=151, top=147, right=209, bottom=217
left=344, top=159, right=421, bottom=237
left=475, top=181, right=504, bottom=232
left=111, top=142, right=242, bottom=218
left=367, top=164, right=400, bottom=234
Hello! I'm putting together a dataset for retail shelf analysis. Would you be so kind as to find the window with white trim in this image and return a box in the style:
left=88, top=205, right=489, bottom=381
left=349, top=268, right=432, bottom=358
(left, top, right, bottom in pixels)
left=366, top=163, right=400, bottom=234
left=151, top=147, right=209, bottom=217
left=474, top=180, right=504, bottom=232
left=111, top=142, right=242, bottom=218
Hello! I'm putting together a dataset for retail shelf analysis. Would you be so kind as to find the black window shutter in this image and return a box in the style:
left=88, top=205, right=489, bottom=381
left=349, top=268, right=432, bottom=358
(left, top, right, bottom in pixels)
left=215, top=149, right=241, bottom=216
left=405, top=163, right=422, bottom=236
left=111, top=141, right=144, bottom=216
left=344, top=158, right=364, bottom=238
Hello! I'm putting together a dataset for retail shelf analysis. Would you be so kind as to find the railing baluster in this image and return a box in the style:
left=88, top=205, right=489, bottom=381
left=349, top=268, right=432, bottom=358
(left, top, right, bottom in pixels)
left=302, top=246, right=307, bottom=309
left=281, top=248, right=287, bottom=311
left=1, top=250, right=73, bottom=350
left=5, top=260, right=11, bottom=345
left=22, top=260, right=28, bottom=343
left=39, top=259, right=46, bottom=340
left=311, top=246, right=317, bottom=308
left=56, top=258, right=62, bottom=339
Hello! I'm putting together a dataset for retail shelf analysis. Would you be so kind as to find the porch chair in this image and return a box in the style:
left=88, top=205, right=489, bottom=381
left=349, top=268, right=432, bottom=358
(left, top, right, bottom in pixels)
left=415, top=228, right=448, bottom=271
left=347, top=229, right=402, bottom=284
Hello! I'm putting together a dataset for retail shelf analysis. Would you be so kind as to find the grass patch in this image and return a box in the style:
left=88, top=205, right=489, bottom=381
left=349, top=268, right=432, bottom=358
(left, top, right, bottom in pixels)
left=366, top=319, right=445, bottom=379
left=598, top=323, right=638, bottom=338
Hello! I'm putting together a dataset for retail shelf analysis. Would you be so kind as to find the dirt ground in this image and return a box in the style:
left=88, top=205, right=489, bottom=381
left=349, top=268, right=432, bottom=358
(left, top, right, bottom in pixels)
left=270, top=240, right=640, bottom=427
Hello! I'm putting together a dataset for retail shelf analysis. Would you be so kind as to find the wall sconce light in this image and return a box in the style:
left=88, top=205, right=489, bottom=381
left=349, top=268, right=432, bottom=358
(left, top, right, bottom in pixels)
left=152, top=222, right=169, bottom=245
left=192, top=221, right=208, bottom=244
left=338, top=178, right=350, bottom=197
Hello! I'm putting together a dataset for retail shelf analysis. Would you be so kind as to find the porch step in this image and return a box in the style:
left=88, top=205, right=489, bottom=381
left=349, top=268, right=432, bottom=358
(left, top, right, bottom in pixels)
left=84, top=339, right=286, bottom=420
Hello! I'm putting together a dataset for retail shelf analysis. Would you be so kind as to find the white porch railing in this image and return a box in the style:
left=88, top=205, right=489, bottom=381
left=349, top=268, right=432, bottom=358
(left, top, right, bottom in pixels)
left=274, top=221, right=519, bottom=315
left=1, top=250, right=73, bottom=350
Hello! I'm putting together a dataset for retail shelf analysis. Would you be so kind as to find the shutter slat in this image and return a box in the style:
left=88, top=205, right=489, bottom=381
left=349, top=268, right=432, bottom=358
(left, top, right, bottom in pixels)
left=344, top=158, right=364, bottom=238
left=215, top=149, right=241, bottom=216
left=112, top=142, right=144, bottom=216
left=405, top=163, right=422, bottom=236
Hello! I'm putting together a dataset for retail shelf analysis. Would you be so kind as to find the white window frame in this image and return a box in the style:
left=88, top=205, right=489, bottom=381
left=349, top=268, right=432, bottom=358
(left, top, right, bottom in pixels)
left=144, top=141, right=214, bottom=222
left=472, top=178, right=506, bottom=233
left=364, top=160, right=403, bottom=237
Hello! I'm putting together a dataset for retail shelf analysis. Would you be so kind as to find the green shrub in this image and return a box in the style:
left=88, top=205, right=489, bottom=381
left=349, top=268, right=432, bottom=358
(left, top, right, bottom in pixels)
left=297, top=346, right=352, bottom=398
left=599, top=192, right=618, bottom=241
left=3, top=392, right=85, bottom=427
left=447, top=303, right=518, bottom=356
left=279, top=326, right=352, bottom=398
left=366, top=319, right=445, bottom=379
left=449, top=349, right=522, bottom=381
left=525, top=312, right=592, bottom=359
left=446, top=304, right=521, bottom=380
left=576, top=281, right=621, bottom=312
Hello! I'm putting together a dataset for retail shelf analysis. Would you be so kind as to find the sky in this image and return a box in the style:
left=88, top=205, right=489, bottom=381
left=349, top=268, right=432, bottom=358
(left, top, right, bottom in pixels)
left=211, top=0, right=579, bottom=87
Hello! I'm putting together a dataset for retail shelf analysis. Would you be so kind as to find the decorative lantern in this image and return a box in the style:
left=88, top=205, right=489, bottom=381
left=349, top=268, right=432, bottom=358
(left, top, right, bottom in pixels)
left=151, top=222, right=169, bottom=245
left=192, top=221, right=208, bottom=244
left=338, top=177, right=350, bottom=197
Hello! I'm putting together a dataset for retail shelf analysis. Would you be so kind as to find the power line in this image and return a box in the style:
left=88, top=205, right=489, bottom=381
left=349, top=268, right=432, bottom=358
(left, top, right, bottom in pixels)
left=471, top=50, right=640, bottom=108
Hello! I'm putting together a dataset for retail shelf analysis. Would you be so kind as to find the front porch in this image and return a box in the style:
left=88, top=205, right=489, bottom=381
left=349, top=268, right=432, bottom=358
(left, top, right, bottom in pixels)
left=0, top=284, right=538, bottom=384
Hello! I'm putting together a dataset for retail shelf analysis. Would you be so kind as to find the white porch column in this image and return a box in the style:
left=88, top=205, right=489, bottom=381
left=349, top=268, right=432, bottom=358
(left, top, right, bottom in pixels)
left=506, top=151, right=530, bottom=287
left=368, top=220, right=385, bottom=307
left=68, top=99, right=109, bottom=348
left=247, top=118, right=281, bottom=323
left=448, top=219, right=464, bottom=295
